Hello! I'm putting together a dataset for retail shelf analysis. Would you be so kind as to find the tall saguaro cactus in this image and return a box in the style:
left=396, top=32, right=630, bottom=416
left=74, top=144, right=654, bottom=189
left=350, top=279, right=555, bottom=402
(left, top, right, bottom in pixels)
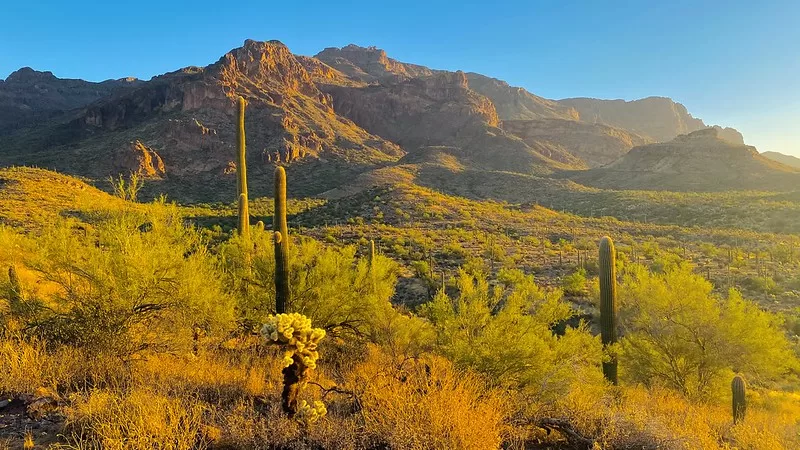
left=599, top=236, right=618, bottom=385
left=732, top=375, right=747, bottom=423
left=274, top=166, right=290, bottom=313
left=237, top=96, right=250, bottom=237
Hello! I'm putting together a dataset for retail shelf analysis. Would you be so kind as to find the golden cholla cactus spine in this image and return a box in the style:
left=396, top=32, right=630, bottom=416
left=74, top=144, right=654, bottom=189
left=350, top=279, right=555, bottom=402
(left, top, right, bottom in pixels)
left=732, top=375, right=747, bottom=423
left=237, top=96, right=250, bottom=237
left=274, top=167, right=290, bottom=313
left=599, top=236, right=618, bottom=385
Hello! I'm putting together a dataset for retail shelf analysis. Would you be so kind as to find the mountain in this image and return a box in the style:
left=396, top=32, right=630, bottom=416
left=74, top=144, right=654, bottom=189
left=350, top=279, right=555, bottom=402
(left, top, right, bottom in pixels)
left=762, top=151, right=800, bottom=169
left=313, top=45, right=575, bottom=173
left=567, top=128, right=800, bottom=191
left=558, top=96, right=745, bottom=144
left=0, top=40, right=404, bottom=201
left=1, top=39, right=780, bottom=202
left=0, top=67, right=141, bottom=132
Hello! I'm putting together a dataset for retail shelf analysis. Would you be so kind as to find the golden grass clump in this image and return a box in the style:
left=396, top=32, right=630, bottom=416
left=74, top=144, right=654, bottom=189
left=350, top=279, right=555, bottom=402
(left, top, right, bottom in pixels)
left=64, top=388, right=210, bottom=450
left=348, top=346, right=511, bottom=449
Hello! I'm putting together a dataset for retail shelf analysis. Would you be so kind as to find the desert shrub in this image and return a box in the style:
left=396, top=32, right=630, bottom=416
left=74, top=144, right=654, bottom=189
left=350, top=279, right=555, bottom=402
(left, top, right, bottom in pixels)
left=420, top=268, right=603, bottom=398
left=561, top=268, right=587, bottom=295
left=618, top=263, right=798, bottom=399
left=218, top=233, right=432, bottom=352
left=3, top=204, right=234, bottom=357
left=741, top=274, right=780, bottom=295
left=555, top=384, right=799, bottom=449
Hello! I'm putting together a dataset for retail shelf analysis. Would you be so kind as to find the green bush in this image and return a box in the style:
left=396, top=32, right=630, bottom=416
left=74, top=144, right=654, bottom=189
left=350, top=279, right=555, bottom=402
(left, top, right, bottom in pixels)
left=4, top=203, right=234, bottom=357
left=420, top=268, right=603, bottom=398
left=561, top=268, right=587, bottom=296
left=618, top=263, right=798, bottom=399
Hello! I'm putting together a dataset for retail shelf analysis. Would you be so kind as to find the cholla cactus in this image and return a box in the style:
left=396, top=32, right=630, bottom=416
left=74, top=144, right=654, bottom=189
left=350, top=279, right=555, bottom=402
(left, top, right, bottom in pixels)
left=295, top=400, right=328, bottom=426
left=260, top=313, right=326, bottom=370
left=261, top=313, right=326, bottom=416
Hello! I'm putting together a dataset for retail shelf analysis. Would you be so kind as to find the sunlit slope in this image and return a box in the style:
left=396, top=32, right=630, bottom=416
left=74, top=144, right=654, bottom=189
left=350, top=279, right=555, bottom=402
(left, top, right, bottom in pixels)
left=0, top=167, right=133, bottom=228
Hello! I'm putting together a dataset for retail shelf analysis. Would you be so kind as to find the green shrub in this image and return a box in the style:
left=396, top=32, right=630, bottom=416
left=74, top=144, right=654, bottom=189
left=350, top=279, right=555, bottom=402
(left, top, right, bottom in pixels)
left=420, top=268, right=603, bottom=398
left=5, top=203, right=234, bottom=357
left=561, top=268, right=588, bottom=296
left=618, top=263, right=798, bottom=399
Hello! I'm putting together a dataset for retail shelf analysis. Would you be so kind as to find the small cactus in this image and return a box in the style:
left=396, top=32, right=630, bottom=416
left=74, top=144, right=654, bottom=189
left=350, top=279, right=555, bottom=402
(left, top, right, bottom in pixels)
left=599, top=236, right=618, bottom=385
left=732, top=375, right=746, bottom=423
left=274, top=167, right=290, bottom=314
left=237, top=96, right=250, bottom=237
left=8, top=266, right=22, bottom=302
left=255, top=221, right=265, bottom=232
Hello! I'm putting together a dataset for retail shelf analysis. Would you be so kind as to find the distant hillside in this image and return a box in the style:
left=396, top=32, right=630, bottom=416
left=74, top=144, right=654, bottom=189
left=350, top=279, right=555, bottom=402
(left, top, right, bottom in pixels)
left=502, top=119, right=652, bottom=167
left=763, top=151, right=800, bottom=169
left=558, top=97, right=744, bottom=144
left=0, top=67, right=141, bottom=132
left=566, top=128, right=800, bottom=192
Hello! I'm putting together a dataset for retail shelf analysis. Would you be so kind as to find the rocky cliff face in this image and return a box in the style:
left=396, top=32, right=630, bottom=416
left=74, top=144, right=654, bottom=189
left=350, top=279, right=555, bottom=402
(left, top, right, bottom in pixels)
left=557, top=96, right=745, bottom=145
left=568, top=128, right=800, bottom=191
left=0, top=67, right=141, bottom=132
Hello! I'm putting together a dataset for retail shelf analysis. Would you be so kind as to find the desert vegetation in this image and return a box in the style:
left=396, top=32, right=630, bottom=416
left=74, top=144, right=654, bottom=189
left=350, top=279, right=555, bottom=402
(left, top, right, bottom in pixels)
left=1, top=160, right=799, bottom=449
left=1, top=92, right=799, bottom=449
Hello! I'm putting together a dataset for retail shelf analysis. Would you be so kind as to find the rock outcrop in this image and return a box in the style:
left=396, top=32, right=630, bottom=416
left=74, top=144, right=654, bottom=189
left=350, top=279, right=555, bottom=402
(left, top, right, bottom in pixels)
left=315, top=44, right=434, bottom=83
left=0, top=40, right=403, bottom=199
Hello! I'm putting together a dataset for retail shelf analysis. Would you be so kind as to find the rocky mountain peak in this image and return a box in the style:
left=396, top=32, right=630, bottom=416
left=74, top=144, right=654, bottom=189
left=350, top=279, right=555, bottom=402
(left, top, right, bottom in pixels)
left=4, top=67, right=58, bottom=84
left=213, top=40, right=320, bottom=100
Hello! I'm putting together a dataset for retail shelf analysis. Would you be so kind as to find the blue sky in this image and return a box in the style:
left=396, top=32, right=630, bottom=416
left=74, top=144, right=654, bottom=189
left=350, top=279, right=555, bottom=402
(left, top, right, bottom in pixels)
left=2, top=1, right=799, bottom=157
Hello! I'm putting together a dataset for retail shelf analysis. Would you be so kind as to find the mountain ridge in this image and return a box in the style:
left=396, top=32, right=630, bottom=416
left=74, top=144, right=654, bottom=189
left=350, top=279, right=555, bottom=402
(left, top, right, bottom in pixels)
left=1, top=39, right=786, bottom=203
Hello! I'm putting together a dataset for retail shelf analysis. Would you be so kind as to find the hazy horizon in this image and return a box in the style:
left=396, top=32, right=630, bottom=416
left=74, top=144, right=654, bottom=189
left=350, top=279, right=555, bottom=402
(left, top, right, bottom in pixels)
left=3, top=0, right=798, bottom=157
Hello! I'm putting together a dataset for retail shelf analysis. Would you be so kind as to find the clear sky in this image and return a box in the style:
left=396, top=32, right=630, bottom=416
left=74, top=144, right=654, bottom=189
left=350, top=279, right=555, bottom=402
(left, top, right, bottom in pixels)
left=2, top=1, right=798, bottom=157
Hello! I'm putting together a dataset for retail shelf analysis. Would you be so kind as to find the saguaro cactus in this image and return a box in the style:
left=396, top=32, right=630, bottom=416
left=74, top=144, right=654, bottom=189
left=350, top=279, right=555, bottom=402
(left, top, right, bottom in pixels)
left=274, top=167, right=290, bottom=313
left=732, top=375, right=747, bottom=423
left=368, top=239, right=376, bottom=269
left=599, top=236, right=618, bottom=385
left=237, top=96, right=250, bottom=237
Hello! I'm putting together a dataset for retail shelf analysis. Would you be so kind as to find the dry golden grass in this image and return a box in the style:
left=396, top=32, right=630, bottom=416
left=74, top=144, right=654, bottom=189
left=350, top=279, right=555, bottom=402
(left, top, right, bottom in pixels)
left=347, top=346, right=511, bottom=449
left=547, top=384, right=800, bottom=449
left=1, top=325, right=799, bottom=449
